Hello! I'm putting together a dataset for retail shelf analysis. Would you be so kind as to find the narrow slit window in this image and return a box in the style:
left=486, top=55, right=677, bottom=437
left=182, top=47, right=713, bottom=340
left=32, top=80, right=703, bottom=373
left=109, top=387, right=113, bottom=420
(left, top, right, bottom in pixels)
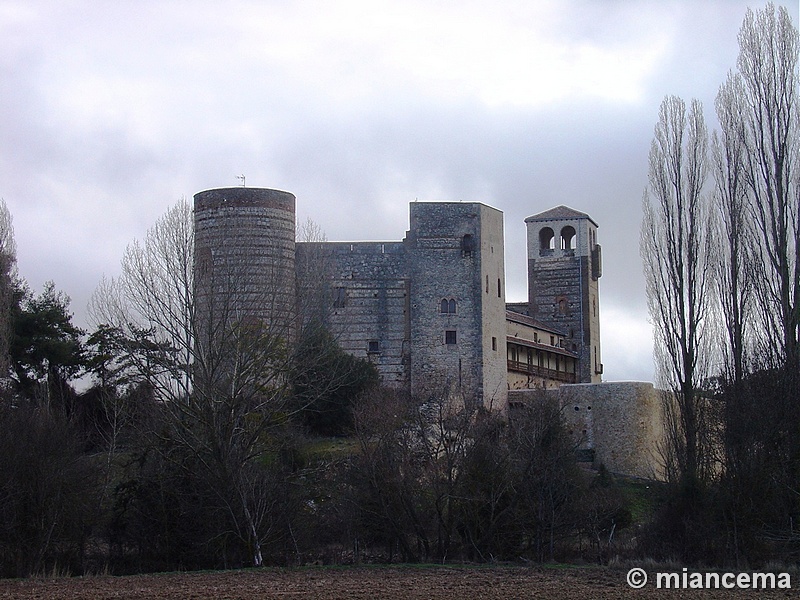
left=333, top=287, right=346, bottom=308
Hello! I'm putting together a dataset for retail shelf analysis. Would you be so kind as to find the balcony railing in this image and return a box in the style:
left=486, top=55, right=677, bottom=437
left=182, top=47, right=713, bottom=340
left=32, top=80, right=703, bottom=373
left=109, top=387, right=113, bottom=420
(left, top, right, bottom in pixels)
left=507, top=360, right=577, bottom=384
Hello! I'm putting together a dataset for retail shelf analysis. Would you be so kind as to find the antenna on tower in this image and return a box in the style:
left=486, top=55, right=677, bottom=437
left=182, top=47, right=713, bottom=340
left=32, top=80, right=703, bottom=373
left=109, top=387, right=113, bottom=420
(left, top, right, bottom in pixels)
left=237, top=174, right=246, bottom=187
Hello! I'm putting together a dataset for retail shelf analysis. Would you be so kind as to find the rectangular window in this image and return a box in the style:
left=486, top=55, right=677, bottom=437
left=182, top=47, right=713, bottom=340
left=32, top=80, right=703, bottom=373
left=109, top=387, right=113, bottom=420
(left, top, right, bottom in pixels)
left=492, top=336, right=497, bottom=351
left=368, top=340, right=380, bottom=354
left=445, top=330, right=457, bottom=345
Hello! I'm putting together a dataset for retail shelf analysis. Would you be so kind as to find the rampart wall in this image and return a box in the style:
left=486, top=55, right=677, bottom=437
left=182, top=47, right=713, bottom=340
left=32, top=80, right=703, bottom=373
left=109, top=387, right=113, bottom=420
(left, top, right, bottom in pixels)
left=510, top=381, right=665, bottom=480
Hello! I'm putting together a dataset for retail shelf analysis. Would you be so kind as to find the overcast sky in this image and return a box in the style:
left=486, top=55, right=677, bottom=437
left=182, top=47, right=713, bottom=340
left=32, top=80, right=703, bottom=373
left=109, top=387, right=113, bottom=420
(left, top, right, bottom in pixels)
left=1, top=0, right=797, bottom=383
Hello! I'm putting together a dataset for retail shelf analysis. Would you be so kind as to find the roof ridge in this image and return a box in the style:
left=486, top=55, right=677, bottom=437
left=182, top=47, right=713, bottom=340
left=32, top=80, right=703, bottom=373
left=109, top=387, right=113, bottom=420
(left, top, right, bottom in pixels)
left=524, top=205, right=597, bottom=226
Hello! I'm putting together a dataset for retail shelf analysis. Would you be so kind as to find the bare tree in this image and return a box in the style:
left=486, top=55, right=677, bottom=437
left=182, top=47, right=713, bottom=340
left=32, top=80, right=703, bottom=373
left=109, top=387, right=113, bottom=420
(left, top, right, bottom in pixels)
left=709, top=5, right=800, bottom=564
left=90, top=199, right=299, bottom=567
left=295, top=217, right=334, bottom=330
left=351, top=387, right=431, bottom=562
left=641, top=95, right=716, bottom=488
left=713, top=73, right=755, bottom=385
left=508, top=397, right=582, bottom=563
left=351, top=384, right=488, bottom=563
left=0, top=200, right=16, bottom=383
left=736, top=2, right=799, bottom=370
left=90, top=199, right=195, bottom=400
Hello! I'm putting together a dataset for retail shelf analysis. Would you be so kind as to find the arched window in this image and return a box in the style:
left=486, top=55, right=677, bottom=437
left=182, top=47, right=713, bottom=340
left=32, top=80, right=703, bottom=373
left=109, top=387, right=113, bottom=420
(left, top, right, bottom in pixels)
left=557, top=295, right=569, bottom=315
left=461, top=234, right=475, bottom=257
left=440, top=298, right=457, bottom=314
left=560, top=226, right=576, bottom=250
left=539, top=227, right=555, bottom=251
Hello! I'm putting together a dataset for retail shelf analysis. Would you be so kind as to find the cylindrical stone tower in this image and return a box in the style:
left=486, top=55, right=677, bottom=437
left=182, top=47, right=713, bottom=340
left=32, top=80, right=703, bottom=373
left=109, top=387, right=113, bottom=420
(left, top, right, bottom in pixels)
left=193, top=187, right=296, bottom=347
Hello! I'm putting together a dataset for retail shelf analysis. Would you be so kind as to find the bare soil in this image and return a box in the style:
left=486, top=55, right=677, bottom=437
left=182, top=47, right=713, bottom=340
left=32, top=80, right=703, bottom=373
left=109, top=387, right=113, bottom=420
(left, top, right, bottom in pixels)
left=0, top=565, right=795, bottom=599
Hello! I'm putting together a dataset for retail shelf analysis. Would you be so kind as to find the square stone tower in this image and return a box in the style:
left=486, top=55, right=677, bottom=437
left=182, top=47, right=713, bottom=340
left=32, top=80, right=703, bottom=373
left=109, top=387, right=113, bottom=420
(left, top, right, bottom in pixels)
left=406, top=202, right=507, bottom=410
left=525, top=206, right=602, bottom=383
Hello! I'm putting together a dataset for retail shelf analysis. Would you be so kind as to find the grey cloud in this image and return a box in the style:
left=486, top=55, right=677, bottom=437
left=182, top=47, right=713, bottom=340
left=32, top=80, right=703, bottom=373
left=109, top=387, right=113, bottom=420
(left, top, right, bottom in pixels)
left=1, top=0, right=797, bottom=386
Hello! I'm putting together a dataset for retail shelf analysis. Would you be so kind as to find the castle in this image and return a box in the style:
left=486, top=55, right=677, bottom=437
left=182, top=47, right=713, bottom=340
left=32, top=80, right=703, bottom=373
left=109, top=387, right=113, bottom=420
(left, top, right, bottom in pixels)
left=193, top=187, right=663, bottom=479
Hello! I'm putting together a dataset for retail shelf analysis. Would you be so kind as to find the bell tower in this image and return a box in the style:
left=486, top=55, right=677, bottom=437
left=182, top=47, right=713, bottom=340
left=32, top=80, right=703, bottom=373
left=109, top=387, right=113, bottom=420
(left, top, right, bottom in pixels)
left=525, top=206, right=602, bottom=383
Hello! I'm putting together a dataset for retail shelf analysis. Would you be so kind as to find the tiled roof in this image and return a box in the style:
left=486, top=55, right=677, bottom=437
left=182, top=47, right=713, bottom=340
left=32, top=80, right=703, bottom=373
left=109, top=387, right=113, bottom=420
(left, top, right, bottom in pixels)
left=505, top=310, right=566, bottom=336
left=524, top=205, right=597, bottom=226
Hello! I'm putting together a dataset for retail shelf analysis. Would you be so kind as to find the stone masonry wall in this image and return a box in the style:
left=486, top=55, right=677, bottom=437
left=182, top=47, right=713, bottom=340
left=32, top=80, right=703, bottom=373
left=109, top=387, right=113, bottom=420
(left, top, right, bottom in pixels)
left=194, top=187, right=296, bottom=341
left=295, top=201, right=507, bottom=407
left=296, top=241, right=410, bottom=388
left=526, top=215, right=601, bottom=383
left=509, top=381, right=665, bottom=480
left=407, top=203, right=487, bottom=407
left=478, top=205, right=508, bottom=411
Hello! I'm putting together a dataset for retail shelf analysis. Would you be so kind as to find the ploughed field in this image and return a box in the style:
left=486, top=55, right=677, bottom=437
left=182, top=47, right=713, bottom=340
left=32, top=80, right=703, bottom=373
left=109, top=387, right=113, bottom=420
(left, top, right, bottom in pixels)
left=0, top=565, right=793, bottom=599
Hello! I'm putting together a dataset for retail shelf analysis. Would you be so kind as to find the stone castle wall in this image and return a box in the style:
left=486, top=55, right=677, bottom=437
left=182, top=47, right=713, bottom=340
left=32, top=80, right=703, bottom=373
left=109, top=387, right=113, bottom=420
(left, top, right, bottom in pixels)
left=194, top=189, right=660, bottom=478
left=191, top=191, right=612, bottom=420
left=510, top=381, right=665, bottom=480
left=295, top=202, right=507, bottom=410
left=477, top=205, right=508, bottom=411
left=526, top=213, right=602, bottom=383
left=296, top=241, right=410, bottom=387
left=406, top=202, right=506, bottom=410
left=194, top=187, right=296, bottom=340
